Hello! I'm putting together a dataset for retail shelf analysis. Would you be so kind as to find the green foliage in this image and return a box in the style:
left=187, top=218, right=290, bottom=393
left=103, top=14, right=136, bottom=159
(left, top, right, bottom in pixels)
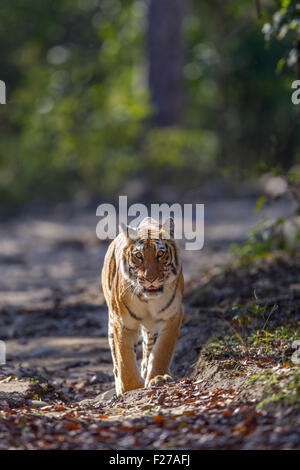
left=0, top=0, right=148, bottom=207
left=261, top=0, right=300, bottom=70
left=142, top=128, right=218, bottom=188
left=230, top=215, right=289, bottom=261
left=186, top=0, right=299, bottom=173
left=250, top=325, right=299, bottom=349
left=0, top=0, right=300, bottom=209
left=231, top=170, right=300, bottom=263
left=256, top=369, right=300, bottom=409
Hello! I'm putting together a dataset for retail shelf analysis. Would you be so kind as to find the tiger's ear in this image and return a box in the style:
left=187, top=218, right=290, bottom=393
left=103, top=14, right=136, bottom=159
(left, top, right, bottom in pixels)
left=119, top=223, right=138, bottom=240
left=160, top=217, right=175, bottom=239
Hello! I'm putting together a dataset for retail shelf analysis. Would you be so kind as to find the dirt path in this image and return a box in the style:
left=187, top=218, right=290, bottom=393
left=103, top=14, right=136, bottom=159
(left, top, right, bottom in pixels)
left=0, top=196, right=299, bottom=449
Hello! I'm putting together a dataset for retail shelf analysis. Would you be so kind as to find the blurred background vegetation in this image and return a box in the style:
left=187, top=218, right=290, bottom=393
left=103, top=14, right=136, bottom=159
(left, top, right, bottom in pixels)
left=0, top=0, right=299, bottom=211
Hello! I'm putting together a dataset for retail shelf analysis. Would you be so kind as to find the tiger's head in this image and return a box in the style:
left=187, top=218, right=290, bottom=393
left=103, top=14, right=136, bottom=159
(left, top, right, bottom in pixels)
left=120, top=217, right=180, bottom=298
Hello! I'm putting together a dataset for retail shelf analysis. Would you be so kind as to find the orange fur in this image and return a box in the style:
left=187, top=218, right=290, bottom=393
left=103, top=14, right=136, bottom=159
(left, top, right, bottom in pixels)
left=101, top=217, right=184, bottom=395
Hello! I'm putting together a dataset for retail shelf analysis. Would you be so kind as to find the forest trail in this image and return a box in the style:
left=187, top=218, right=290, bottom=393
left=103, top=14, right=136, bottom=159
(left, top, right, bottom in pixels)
left=0, top=196, right=299, bottom=449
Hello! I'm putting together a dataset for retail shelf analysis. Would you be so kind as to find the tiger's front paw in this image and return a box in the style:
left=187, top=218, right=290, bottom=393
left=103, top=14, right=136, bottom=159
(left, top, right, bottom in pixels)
left=147, top=374, right=174, bottom=387
left=119, top=378, right=144, bottom=395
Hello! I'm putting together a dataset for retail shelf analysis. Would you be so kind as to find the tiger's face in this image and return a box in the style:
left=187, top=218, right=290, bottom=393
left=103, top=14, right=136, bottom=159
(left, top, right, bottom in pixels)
left=120, top=218, right=180, bottom=297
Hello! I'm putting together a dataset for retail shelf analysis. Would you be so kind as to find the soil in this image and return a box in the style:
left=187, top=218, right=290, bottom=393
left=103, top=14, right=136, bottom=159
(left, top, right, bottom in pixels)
left=0, top=196, right=299, bottom=449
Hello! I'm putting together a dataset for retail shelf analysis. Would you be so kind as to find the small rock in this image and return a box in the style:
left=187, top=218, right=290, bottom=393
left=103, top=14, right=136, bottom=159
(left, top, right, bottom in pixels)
left=28, top=400, right=49, bottom=408
left=97, top=388, right=116, bottom=401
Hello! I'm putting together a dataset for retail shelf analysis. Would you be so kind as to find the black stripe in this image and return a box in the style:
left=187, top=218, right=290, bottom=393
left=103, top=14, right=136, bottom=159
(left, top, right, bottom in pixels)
left=168, top=243, right=178, bottom=275
left=169, top=242, right=178, bottom=267
left=108, top=250, right=116, bottom=290
left=159, top=276, right=179, bottom=313
left=123, top=324, right=138, bottom=331
left=124, top=303, right=142, bottom=321
left=127, top=253, right=131, bottom=273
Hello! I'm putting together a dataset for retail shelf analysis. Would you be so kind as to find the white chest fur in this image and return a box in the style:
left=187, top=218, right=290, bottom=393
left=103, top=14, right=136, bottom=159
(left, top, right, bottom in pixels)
left=122, top=281, right=180, bottom=333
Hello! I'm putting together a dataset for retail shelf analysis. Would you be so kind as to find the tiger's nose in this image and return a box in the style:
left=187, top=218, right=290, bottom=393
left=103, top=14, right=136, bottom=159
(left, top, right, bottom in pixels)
left=145, top=274, right=157, bottom=283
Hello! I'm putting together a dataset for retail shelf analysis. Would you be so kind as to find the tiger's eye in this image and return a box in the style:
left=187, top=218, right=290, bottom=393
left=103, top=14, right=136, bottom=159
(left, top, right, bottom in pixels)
left=135, top=252, right=143, bottom=259
left=157, top=250, right=164, bottom=258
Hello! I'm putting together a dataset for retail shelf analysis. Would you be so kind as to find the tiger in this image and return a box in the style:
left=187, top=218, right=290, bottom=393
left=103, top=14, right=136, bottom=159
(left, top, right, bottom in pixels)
left=101, top=216, right=184, bottom=396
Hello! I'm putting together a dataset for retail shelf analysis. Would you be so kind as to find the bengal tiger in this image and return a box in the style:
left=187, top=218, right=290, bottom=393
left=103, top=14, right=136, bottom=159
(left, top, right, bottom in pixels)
left=101, top=217, right=184, bottom=396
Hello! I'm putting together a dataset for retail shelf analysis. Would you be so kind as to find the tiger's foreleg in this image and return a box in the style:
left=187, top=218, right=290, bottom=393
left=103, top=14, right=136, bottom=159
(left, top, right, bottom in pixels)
left=145, top=309, right=183, bottom=387
left=108, top=314, right=120, bottom=394
left=141, top=327, right=155, bottom=380
left=112, top=320, right=144, bottom=395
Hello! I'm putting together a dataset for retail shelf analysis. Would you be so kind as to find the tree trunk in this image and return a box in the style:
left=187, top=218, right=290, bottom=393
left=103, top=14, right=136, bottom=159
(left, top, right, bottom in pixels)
left=146, top=0, right=185, bottom=126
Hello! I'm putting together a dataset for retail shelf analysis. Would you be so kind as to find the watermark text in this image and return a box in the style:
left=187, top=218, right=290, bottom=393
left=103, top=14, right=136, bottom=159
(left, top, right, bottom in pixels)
left=96, top=196, right=204, bottom=250
left=0, top=80, right=6, bottom=104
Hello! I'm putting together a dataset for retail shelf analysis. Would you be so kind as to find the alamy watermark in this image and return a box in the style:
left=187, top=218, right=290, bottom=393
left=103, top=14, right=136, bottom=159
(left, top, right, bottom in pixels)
left=0, top=341, right=6, bottom=364
left=0, top=80, right=6, bottom=104
left=96, top=196, right=204, bottom=250
left=291, top=80, right=300, bottom=105
left=291, top=340, right=300, bottom=365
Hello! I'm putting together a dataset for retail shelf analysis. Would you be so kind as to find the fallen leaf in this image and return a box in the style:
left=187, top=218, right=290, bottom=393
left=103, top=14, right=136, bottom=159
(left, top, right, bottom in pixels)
left=152, top=415, right=164, bottom=423
left=64, top=421, right=80, bottom=431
